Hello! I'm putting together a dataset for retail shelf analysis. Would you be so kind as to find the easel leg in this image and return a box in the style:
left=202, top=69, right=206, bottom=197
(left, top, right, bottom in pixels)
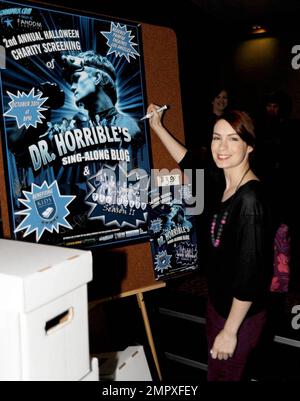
left=137, top=292, right=163, bottom=381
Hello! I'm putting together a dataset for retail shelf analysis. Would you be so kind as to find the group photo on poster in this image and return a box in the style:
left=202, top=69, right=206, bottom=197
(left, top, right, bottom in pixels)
left=0, top=0, right=151, bottom=248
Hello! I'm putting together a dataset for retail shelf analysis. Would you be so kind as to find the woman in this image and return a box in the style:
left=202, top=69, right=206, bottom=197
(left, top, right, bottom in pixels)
left=147, top=104, right=274, bottom=381
left=201, top=87, right=229, bottom=152
left=211, top=87, right=229, bottom=118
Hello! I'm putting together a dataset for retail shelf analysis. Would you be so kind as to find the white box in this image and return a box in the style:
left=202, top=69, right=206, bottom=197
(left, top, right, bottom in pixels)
left=0, top=239, right=93, bottom=381
left=80, top=358, right=99, bottom=381
left=98, top=346, right=152, bottom=381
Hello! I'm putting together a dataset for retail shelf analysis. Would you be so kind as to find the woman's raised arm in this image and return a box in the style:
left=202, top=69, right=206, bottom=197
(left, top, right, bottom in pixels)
left=147, top=103, right=187, bottom=164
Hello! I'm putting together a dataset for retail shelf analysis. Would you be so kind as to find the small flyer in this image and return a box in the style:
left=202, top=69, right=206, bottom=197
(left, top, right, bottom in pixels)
left=148, top=180, right=199, bottom=280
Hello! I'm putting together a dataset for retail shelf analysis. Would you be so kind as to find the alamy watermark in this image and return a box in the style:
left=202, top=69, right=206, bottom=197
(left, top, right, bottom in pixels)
left=87, top=164, right=204, bottom=216
left=0, top=45, right=6, bottom=69
left=291, top=305, right=300, bottom=330
left=291, top=45, right=300, bottom=70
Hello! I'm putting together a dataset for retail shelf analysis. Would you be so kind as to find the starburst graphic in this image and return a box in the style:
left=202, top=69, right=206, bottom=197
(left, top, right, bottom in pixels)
left=150, top=218, right=163, bottom=234
left=154, top=250, right=172, bottom=273
left=101, top=22, right=139, bottom=62
left=2, top=17, right=13, bottom=28
left=4, top=88, right=48, bottom=129
left=15, top=181, right=75, bottom=241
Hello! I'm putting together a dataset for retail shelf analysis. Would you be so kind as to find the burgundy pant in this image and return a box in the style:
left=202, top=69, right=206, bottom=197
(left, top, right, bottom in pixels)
left=206, top=301, right=266, bottom=381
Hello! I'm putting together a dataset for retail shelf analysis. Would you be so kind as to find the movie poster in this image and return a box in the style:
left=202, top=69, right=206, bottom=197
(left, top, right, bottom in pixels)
left=148, top=179, right=199, bottom=280
left=0, top=0, right=151, bottom=248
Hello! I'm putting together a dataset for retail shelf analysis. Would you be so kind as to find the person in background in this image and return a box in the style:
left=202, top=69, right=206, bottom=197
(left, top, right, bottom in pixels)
left=200, top=86, right=229, bottom=153
left=254, top=91, right=293, bottom=294
left=253, top=91, right=300, bottom=376
left=147, top=103, right=274, bottom=381
left=254, top=90, right=292, bottom=188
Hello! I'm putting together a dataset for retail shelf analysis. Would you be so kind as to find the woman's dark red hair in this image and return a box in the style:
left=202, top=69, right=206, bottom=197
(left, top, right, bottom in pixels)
left=221, top=110, right=255, bottom=147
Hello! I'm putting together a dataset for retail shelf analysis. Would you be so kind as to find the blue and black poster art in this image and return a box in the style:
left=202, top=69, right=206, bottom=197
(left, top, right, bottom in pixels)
left=0, top=1, right=151, bottom=248
left=148, top=181, right=199, bottom=280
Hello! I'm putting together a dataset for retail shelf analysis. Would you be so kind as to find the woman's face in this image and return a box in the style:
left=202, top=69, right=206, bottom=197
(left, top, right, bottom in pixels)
left=212, top=90, right=228, bottom=114
left=211, top=119, right=253, bottom=170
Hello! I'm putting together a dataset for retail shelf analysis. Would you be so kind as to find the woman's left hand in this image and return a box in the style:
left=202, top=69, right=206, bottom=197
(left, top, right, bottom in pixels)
left=210, top=329, right=237, bottom=360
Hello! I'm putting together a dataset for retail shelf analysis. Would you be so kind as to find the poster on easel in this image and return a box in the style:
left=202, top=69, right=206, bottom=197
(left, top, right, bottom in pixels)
left=0, top=0, right=151, bottom=249
left=148, top=176, right=199, bottom=280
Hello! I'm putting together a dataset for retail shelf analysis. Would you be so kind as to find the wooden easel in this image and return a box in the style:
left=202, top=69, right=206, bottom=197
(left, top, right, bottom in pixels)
left=89, top=282, right=166, bottom=381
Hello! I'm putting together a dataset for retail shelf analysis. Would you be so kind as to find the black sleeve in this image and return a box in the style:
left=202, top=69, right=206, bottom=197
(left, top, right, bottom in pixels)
left=232, top=211, right=273, bottom=302
left=179, top=150, right=199, bottom=171
left=179, top=149, right=213, bottom=170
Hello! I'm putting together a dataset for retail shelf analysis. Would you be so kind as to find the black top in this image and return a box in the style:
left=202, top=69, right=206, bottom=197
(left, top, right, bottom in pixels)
left=180, top=151, right=274, bottom=318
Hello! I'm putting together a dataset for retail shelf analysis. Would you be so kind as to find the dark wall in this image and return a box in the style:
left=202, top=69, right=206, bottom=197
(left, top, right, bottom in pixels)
left=29, top=1, right=300, bottom=142
left=218, top=33, right=300, bottom=118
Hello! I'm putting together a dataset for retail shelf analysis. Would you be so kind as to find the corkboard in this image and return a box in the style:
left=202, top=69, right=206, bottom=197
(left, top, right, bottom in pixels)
left=89, top=23, right=185, bottom=298
left=0, top=20, right=185, bottom=296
